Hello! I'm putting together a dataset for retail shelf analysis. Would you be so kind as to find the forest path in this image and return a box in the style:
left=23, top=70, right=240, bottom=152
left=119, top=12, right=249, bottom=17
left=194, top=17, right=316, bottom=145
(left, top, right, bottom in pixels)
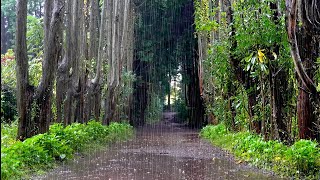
left=36, top=112, right=280, bottom=180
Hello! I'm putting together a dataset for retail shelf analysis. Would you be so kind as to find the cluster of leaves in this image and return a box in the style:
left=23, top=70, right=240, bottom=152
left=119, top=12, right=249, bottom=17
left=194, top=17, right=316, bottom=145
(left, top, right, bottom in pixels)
left=233, top=0, right=293, bottom=84
left=201, top=124, right=320, bottom=179
left=231, top=0, right=294, bottom=132
left=1, top=121, right=18, bottom=149
left=194, top=0, right=218, bottom=34
left=1, top=121, right=133, bottom=180
left=1, top=0, right=44, bottom=51
left=195, top=0, right=296, bottom=138
left=1, top=49, right=42, bottom=122
left=27, top=15, right=44, bottom=59
left=1, top=49, right=16, bottom=87
left=1, top=15, right=43, bottom=86
left=1, top=14, right=43, bottom=122
left=26, top=15, right=44, bottom=87
left=1, top=50, right=17, bottom=123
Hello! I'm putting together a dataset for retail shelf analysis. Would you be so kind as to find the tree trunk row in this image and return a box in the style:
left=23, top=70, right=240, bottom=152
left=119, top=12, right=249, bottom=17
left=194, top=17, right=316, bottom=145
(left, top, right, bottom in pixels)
left=16, top=0, right=135, bottom=140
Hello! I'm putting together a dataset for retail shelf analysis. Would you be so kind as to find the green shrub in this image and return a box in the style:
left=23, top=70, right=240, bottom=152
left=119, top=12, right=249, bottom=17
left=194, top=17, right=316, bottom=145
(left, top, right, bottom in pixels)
left=1, top=121, right=18, bottom=149
left=284, top=140, right=320, bottom=176
left=84, top=120, right=109, bottom=142
left=200, top=124, right=227, bottom=140
left=201, top=124, right=320, bottom=179
left=1, top=121, right=133, bottom=180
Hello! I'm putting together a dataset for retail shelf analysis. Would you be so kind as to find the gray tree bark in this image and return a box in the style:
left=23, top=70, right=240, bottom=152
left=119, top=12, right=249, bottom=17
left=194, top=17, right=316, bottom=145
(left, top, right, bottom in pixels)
left=16, top=0, right=64, bottom=139
left=16, top=0, right=32, bottom=140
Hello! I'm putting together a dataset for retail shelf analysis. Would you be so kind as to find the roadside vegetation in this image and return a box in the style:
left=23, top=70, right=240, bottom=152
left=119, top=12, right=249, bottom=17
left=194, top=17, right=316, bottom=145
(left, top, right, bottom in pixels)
left=195, top=0, right=320, bottom=178
left=201, top=124, right=320, bottom=179
left=1, top=121, right=133, bottom=180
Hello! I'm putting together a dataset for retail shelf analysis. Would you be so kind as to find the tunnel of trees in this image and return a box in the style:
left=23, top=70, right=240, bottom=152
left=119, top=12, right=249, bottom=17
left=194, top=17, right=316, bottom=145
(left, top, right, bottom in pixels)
left=1, top=0, right=319, bottom=142
left=2, top=0, right=206, bottom=141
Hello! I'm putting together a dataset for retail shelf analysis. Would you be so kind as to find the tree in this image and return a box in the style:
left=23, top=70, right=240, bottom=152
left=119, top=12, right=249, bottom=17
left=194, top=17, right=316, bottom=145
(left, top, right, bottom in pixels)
left=16, top=0, right=64, bottom=140
left=286, top=0, right=320, bottom=140
left=195, top=0, right=297, bottom=142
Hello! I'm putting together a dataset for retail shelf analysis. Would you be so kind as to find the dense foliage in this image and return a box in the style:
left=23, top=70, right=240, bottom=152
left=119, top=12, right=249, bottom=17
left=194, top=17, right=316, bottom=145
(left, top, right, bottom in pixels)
left=195, top=0, right=319, bottom=141
left=1, top=49, right=42, bottom=123
left=196, top=0, right=320, bottom=178
left=1, top=121, right=133, bottom=180
left=201, top=124, right=320, bottom=179
left=1, top=12, right=43, bottom=123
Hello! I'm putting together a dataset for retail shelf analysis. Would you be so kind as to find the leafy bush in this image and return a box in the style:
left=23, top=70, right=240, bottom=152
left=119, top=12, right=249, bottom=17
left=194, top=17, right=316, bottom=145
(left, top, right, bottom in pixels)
left=1, top=49, right=16, bottom=88
left=285, top=140, right=320, bottom=176
left=1, top=47, right=42, bottom=122
left=201, top=124, right=320, bottom=179
left=1, top=121, right=18, bottom=149
left=1, top=121, right=133, bottom=180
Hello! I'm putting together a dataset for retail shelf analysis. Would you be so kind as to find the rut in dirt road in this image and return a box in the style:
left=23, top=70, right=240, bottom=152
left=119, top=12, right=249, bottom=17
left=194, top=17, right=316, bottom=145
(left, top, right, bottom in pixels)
left=36, top=112, right=280, bottom=180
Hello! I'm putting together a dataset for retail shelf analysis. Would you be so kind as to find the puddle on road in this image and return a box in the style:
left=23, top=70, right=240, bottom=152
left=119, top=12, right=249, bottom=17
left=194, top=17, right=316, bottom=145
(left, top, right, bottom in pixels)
left=35, top=113, right=282, bottom=180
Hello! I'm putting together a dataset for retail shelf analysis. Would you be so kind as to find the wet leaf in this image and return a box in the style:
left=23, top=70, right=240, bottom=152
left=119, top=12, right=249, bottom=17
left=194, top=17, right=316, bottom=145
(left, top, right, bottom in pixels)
left=257, top=49, right=265, bottom=63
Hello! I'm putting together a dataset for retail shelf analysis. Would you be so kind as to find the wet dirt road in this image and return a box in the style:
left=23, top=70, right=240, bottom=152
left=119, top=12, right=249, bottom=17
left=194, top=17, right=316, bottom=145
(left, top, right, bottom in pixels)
left=36, top=112, right=280, bottom=180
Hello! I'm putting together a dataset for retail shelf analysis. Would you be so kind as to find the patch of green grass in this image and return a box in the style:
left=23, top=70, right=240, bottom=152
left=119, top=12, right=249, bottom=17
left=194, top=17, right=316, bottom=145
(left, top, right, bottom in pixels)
left=200, top=124, right=320, bottom=179
left=1, top=121, right=133, bottom=180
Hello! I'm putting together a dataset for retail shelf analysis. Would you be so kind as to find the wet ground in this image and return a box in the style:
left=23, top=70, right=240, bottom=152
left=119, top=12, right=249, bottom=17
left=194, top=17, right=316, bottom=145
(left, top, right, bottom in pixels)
left=35, top=112, right=281, bottom=180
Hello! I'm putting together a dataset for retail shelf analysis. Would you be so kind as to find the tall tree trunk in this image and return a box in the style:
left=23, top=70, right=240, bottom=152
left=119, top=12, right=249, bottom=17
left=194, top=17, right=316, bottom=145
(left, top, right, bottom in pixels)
left=85, top=0, right=101, bottom=122
left=16, top=0, right=64, bottom=139
left=225, top=0, right=238, bottom=131
left=286, top=0, right=320, bottom=140
left=61, top=0, right=84, bottom=125
left=44, top=0, right=53, bottom=46
left=125, top=4, right=135, bottom=120
left=79, top=0, right=87, bottom=123
left=104, top=0, right=132, bottom=124
left=34, top=0, right=64, bottom=133
left=62, top=0, right=74, bottom=125
left=16, top=0, right=33, bottom=140
left=89, top=0, right=100, bottom=61
left=296, top=31, right=319, bottom=140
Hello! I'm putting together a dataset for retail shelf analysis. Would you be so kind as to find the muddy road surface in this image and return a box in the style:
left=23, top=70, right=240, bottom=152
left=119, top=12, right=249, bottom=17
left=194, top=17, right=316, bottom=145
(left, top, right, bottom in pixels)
left=35, top=112, right=281, bottom=180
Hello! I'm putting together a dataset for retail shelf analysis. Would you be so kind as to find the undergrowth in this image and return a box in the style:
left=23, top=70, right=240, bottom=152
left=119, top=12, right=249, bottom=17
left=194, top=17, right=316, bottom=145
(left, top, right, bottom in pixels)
left=1, top=121, right=133, bottom=180
left=200, top=124, right=320, bottom=179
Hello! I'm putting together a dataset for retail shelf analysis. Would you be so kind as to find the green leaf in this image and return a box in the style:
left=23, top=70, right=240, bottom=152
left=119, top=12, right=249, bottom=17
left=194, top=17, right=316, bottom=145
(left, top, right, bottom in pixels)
left=59, top=154, right=66, bottom=160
